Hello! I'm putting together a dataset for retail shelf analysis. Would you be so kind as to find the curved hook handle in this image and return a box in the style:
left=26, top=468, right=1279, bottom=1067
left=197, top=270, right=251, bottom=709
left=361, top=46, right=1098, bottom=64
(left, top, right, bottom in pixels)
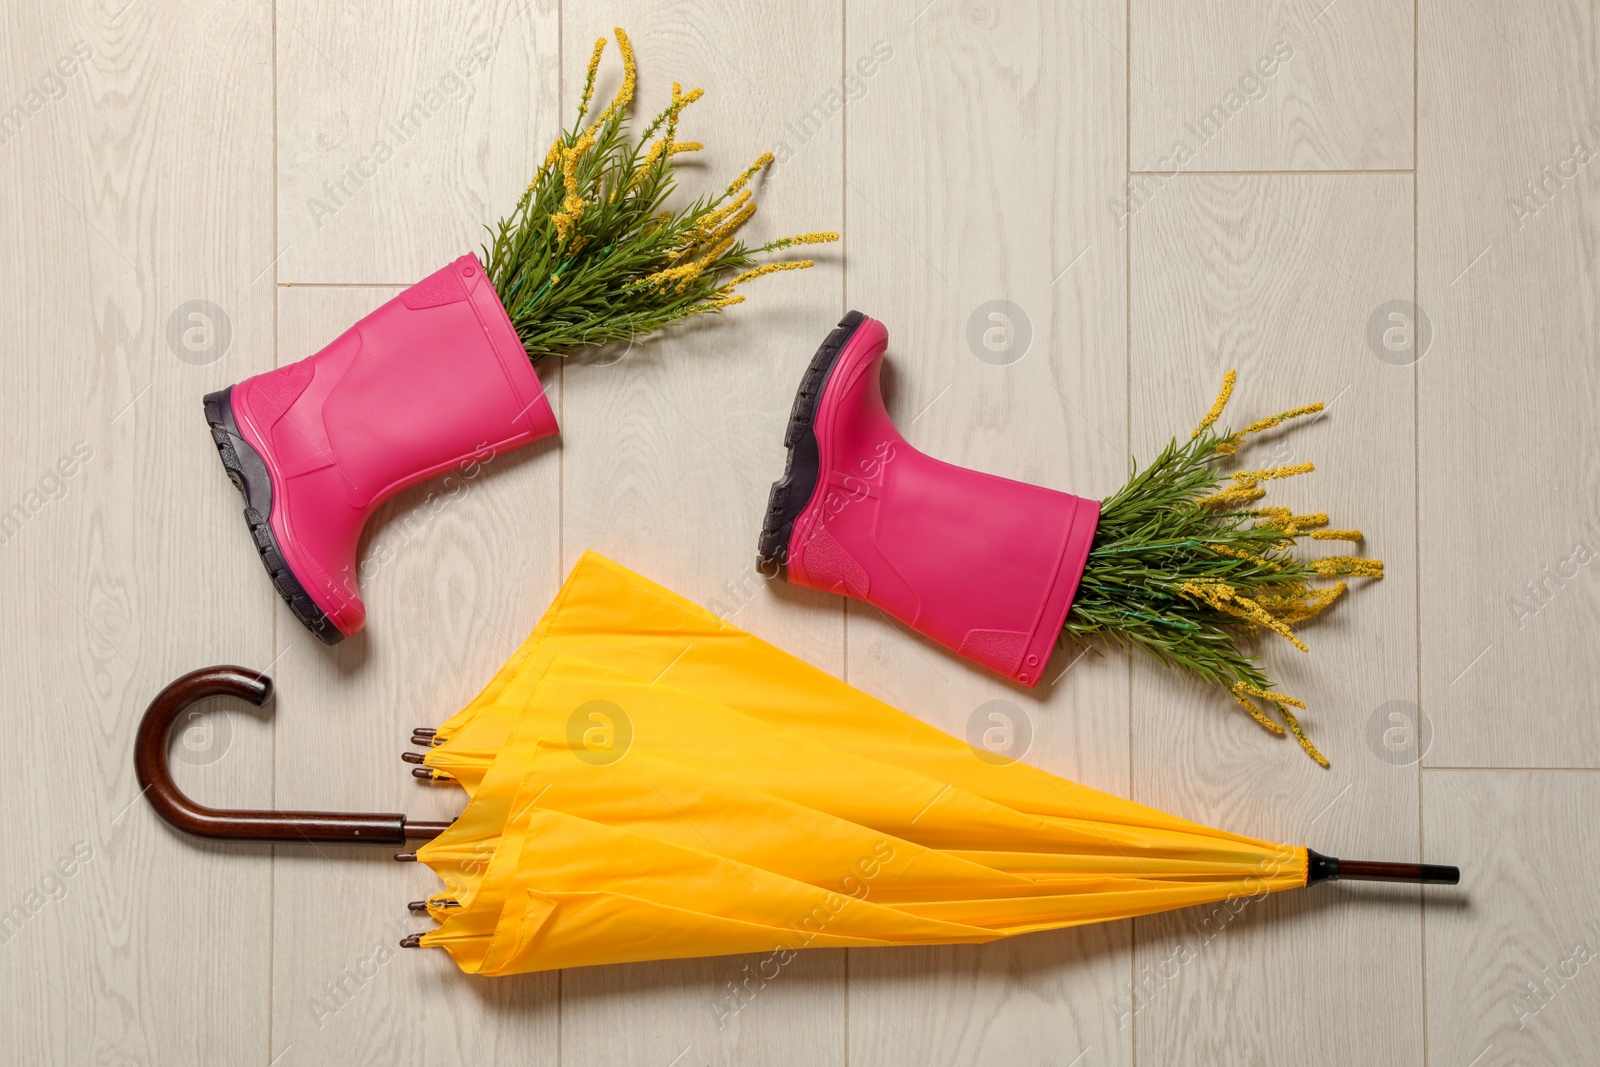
left=135, top=665, right=449, bottom=846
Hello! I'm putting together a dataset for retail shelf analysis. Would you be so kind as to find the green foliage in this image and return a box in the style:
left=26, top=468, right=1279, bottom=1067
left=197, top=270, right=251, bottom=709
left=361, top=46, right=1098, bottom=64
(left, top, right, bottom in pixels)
left=1063, top=423, right=1376, bottom=765
left=483, top=31, right=833, bottom=362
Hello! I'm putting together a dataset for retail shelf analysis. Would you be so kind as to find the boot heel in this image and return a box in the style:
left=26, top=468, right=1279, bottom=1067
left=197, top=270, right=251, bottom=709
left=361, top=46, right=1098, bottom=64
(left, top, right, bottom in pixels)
left=203, top=388, right=343, bottom=645
left=758, top=311, right=867, bottom=573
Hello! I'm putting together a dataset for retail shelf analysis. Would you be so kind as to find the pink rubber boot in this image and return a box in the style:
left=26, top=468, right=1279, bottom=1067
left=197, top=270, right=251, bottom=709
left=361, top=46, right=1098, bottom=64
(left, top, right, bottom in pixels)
left=757, top=312, right=1100, bottom=687
left=204, top=253, right=558, bottom=643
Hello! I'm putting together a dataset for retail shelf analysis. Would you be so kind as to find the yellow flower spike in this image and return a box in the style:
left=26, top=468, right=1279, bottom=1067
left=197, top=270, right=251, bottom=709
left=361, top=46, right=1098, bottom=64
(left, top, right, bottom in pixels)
left=1253, top=579, right=1309, bottom=603
left=661, top=83, right=705, bottom=142
left=729, top=261, right=815, bottom=287
left=697, top=235, right=735, bottom=266
left=1289, top=512, right=1328, bottom=530
left=1310, top=529, right=1363, bottom=543
left=1230, top=594, right=1309, bottom=651
left=1241, top=402, right=1325, bottom=437
left=1179, top=579, right=1234, bottom=608
left=550, top=140, right=592, bottom=242
left=1209, top=544, right=1282, bottom=570
left=637, top=86, right=685, bottom=153
left=669, top=84, right=705, bottom=129
left=1230, top=687, right=1286, bottom=736
left=675, top=236, right=736, bottom=290
left=1192, top=369, right=1237, bottom=438
left=668, top=142, right=703, bottom=156
left=628, top=142, right=667, bottom=190
left=1259, top=580, right=1347, bottom=626
left=687, top=293, right=747, bottom=316
left=591, top=27, right=637, bottom=130
left=694, top=189, right=752, bottom=241
left=1248, top=506, right=1293, bottom=524
left=710, top=200, right=758, bottom=242
left=1302, top=581, right=1348, bottom=617
left=1235, top=683, right=1307, bottom=710
left=577, top=37, right=607, bottom=119
left=1277, top=706, right=1329, bottom=767
left=767, top=231, right=842, bottom=250
left=1185, top=579, right=1307, bottom=650
left=641, top=262, right=700, bottom=290
left=1313, top=556, right=1384, bottom=579
left=1199, top=484, right=1267, bottom=509
left=1232, top=462, right=1314, bottom=483
left=542, top=137, right=564, bottom=172
left=727, top=151, right=775, bottom=195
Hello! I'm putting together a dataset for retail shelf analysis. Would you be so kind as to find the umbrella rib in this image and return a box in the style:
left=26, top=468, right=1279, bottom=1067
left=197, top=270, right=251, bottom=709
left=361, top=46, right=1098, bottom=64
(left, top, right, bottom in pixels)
left=1046, top=780, right=1155, bottom=879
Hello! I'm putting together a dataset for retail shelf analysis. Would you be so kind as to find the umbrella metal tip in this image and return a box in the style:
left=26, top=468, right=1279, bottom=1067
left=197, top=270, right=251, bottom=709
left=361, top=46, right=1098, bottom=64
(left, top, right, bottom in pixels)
left=408, top=898, right=459, bottom=914
left=400, top=933, right=424, bottom=949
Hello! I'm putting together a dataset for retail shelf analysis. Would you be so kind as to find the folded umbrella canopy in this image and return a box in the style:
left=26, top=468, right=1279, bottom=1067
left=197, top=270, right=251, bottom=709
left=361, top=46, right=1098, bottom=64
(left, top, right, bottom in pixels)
left=136, top=552, right=1459, bottom=977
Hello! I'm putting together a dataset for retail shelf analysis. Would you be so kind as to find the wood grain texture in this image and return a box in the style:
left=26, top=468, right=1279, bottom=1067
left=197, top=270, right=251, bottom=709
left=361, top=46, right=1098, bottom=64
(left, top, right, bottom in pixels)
left=268, top=287, right=561, bottom=1066
left=7, top=0, right=1597, bottom=1064
left=1423, top=770, right=1600, bottom=1067
left=0, top=0, right=277, bottom=1064
left=275, top=0, right=559, bottom=283
left=1130, top=0, right=1414, bottom=172
left=0, top=6, right=278, bottom=1067
left=843, top=2, right=1132, bottom=1065
left=555, top=3, right=848, bottom=1065
left=1418, top=0, right=1600, bottom=767
left=1128, top=174, right=1421, bottom=1066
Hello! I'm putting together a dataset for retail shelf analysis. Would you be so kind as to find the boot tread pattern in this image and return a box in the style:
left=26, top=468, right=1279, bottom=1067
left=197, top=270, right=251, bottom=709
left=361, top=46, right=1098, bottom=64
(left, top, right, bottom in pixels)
left=203, top=388, right=344, bottom=645
left=756, top=310, right=866, bottom=573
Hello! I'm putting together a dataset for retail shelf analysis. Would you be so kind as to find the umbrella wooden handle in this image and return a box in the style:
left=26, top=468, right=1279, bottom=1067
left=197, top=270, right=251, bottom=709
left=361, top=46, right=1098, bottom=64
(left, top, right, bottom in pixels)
left=1305, top=848, right=1459, bottom=885
left=135, top=665, right=450, bottom=846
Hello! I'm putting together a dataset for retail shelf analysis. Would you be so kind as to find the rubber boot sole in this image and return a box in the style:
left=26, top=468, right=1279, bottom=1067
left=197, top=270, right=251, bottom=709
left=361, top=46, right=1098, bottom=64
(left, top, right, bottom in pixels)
left=757, top=310, right=867, bottom=576
left=204, top=387, right=344, bottom=645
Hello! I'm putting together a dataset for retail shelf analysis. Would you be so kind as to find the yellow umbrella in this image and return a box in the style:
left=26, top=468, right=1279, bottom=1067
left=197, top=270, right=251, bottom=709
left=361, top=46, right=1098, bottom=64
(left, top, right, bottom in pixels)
left=134, top=552, right=1460, bottom=977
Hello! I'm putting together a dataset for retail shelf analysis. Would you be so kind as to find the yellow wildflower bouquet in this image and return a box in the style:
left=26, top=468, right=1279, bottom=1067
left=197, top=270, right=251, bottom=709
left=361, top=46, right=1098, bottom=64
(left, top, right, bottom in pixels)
left=1062, top=373, right=1383, bottom=765
left=485, top=28, right=835, bottom=360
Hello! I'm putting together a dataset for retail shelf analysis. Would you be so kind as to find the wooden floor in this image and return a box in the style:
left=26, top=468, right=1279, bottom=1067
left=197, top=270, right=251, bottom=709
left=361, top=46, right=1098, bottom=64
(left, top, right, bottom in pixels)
left=2, top=1, right=1597, bottom=1063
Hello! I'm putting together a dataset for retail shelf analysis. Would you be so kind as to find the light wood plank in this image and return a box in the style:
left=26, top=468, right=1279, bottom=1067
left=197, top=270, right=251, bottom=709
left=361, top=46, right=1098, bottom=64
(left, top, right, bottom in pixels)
left=16, top=1, right=1600, bottom=1062
left=276, top=0, right=559, bottom=283
left=1423, top=770, right=1600, bottom=1067
left=0, top=0, right=277, bottom=1063
left=554, top=3, right=847, bottom=1064
left=1130, top=0, right=1413, bottom=173
left=1128, top=173, right=1419, bottom=1066
left=1418, top=0, right=1600, bottom=767
left=842, top=2, right=1132, bottom=1064
left=267, top=287, right=561, bottom=1066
